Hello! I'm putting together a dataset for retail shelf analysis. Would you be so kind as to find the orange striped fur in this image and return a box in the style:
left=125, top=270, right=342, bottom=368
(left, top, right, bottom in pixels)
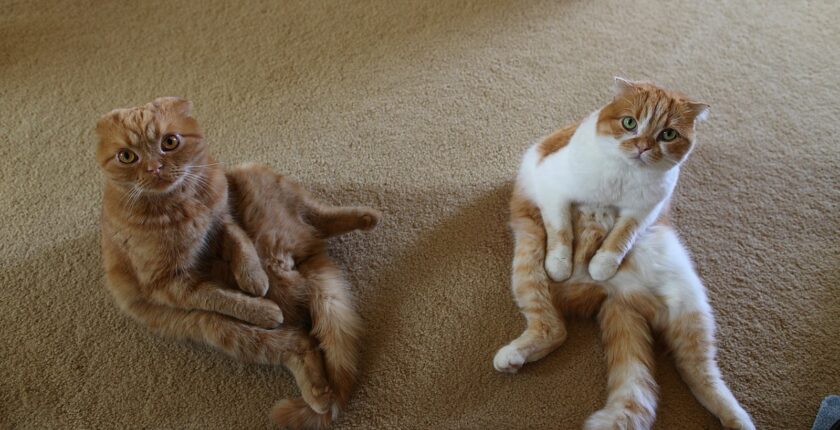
left=97, top=99, right=380, bottom=429
left=597, top=80, right=707, bottom=163
left=537, top=121, right=579, bottom=162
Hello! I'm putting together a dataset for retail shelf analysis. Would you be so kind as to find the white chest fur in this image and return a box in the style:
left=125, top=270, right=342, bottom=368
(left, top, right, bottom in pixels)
left=519, top=112, right=679, bottom=216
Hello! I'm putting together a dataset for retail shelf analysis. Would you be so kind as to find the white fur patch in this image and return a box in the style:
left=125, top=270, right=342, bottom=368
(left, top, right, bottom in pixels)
left=493, top=344, right=526, bottom=373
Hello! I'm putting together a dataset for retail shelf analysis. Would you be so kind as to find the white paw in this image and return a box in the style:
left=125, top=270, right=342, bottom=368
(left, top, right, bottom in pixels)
left=589, top=251, right=621, bottom=281
left=493, top=344, right=526, bottom=373
left=545, top=247, right=573, bottom=282
left=721, top=410, right=756, bottom=430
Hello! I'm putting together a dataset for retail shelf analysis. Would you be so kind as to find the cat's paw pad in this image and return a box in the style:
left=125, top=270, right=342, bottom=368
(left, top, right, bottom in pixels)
left=493, top=344, right=526, bottom=373
left=358, top=209, right=382, bottom=231
left=303, top=384, right=332, bottom=415
left=545, top=247, right=573, bottom=282
left=251, top=300, right=284, bottom=329
left=589, top=251, right=621, bottom=281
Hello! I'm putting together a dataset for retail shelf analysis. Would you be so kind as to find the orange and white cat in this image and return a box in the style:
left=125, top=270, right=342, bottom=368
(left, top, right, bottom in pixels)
left=494, top=79, right=755, bottom=430
left=97, top=97, right=379, bottom=429
left=536, top=77, right=707, bottom=283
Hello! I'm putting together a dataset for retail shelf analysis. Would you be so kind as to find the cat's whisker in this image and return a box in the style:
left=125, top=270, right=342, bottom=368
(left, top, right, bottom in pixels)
left=122, top=184, right=143, bottom=212
left=180, top=172, right=211, bottom=194
left=189, top=162, right=225, bottom=169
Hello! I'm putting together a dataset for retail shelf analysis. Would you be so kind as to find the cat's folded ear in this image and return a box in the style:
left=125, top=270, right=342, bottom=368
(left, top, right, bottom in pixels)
left=613, top=77, right=639, bottom=98
left=686, top=102, right=710, bottom=122
left=95, top=108, right=128, bottom=141
left=153, top=97, right=193, bottom=117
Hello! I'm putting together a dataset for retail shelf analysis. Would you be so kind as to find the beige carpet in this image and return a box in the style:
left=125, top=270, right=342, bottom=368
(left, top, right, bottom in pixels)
left=2, top=0, right=838, bottom=428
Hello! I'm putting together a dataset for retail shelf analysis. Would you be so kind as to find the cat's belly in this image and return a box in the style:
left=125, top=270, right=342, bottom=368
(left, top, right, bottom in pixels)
left=563, top=215, right=688, bottom=299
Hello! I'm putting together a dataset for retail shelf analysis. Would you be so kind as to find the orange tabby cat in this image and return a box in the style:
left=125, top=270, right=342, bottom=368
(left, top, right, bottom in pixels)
left=96, top=97, right=379, bottom=429
left=494, top=80, right=755, bottom=430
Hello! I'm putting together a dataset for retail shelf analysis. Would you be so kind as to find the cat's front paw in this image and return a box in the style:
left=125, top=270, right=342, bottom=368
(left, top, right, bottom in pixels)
left=237, top=265, right=270, bottom=297
left=589, top=251, right=621, bottom=281
left=249, top=299, right=284, bottom=329
left=493, top=344, right=526, bottom=374
left=545, top=246, right=573, bottom=282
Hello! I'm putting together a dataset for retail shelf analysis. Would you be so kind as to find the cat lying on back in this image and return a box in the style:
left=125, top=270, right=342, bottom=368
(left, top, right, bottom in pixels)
left=96, top=97, right=380, bottom=429
left=494, top=79, right=755, bottom=430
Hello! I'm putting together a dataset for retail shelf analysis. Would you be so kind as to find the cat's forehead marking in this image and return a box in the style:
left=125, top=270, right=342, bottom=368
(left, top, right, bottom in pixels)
left=145, top=121, right=157, bottom=142
left=126, top=128, right=141, bottom=146
left=638, top=92, right=677, bottom=132
left=118, top=108, right=158, bottom=146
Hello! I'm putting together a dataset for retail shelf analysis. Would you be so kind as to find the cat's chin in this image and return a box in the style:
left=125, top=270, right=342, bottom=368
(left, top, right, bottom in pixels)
left=141, top=176, right=182, bottom=194
left=623, top=154, right=649, bottom=166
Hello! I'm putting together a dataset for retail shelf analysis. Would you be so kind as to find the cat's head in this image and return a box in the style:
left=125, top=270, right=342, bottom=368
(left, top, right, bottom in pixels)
left=95, top=97, right=206, bottom=194
left=597, top=78, right=709, bottom=168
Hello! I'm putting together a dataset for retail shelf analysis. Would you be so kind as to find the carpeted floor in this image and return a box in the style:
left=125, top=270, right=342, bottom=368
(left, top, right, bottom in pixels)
left=1, top=1, right=838, bottom=429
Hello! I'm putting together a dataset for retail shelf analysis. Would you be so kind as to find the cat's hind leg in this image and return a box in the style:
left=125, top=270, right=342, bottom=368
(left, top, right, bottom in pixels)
left=659, top=277, right=755, bottom=430
left=494, top=194, right=567, bottom=373
left=585, top=294, right=658, bottom=430
left=274, top=253, right=363, bottom=429
left=126, top=300, right=332, bottom=421
left=304, top=199, right=381, bottom=238
left=279, top=333, right=334, bottom=416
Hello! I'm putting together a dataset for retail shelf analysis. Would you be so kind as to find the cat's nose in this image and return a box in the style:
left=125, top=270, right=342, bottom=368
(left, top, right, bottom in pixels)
left=145, top=161, right=162, bottom=175
left=634, top=140, right=651, bottom=153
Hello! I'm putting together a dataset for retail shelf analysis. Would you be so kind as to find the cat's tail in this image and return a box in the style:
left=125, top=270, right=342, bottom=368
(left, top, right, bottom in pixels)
left=270, top=398, right=333, bottom=430
left=305, top=254, right=362, bottom=414
left=271, top=255, right=360, bottom=429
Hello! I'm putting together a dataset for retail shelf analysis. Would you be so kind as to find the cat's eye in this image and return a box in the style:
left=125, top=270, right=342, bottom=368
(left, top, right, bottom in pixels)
left=660, top=128, right=679, bottom=141
left=117, top=150, right=138, bottom=164
left=161, top=134, right=181, bottom=152
left=621, top=116, right=637, bottom=131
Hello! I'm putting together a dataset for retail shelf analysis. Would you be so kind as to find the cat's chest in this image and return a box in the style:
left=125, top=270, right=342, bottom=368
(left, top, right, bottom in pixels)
left=117, top=214, right=215, bottom=283
left=535, top=155, right=655, bottom=205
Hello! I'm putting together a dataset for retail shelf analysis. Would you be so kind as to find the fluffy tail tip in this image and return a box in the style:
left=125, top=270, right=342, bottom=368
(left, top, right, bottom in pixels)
left=270, top=398, right=335, bottom=430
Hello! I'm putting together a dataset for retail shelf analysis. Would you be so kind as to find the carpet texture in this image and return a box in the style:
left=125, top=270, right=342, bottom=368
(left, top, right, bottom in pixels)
left=1, top=1, right=838, bottom=429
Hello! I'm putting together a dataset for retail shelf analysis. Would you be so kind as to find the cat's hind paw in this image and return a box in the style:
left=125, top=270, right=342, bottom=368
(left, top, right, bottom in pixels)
left=357, top=208, right=382, bottom=231
left=589, top=251, right=621, bottom=281
left=302, top=383, right=332, bottom=415
left=584, top=405, right=653, bottom=430
left=493, top=344, right=526, bottom=374
left=268, top=252, right=295, bottom=275
left=545, top=247, right=573, bottom=282
left=720, top=410, right=756, bottom=430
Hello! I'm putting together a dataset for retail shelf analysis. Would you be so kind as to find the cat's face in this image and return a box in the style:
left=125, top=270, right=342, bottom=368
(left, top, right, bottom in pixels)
left=597, top=78, right=708, bottom=169
left=96, top=97, right=206, bottom=194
